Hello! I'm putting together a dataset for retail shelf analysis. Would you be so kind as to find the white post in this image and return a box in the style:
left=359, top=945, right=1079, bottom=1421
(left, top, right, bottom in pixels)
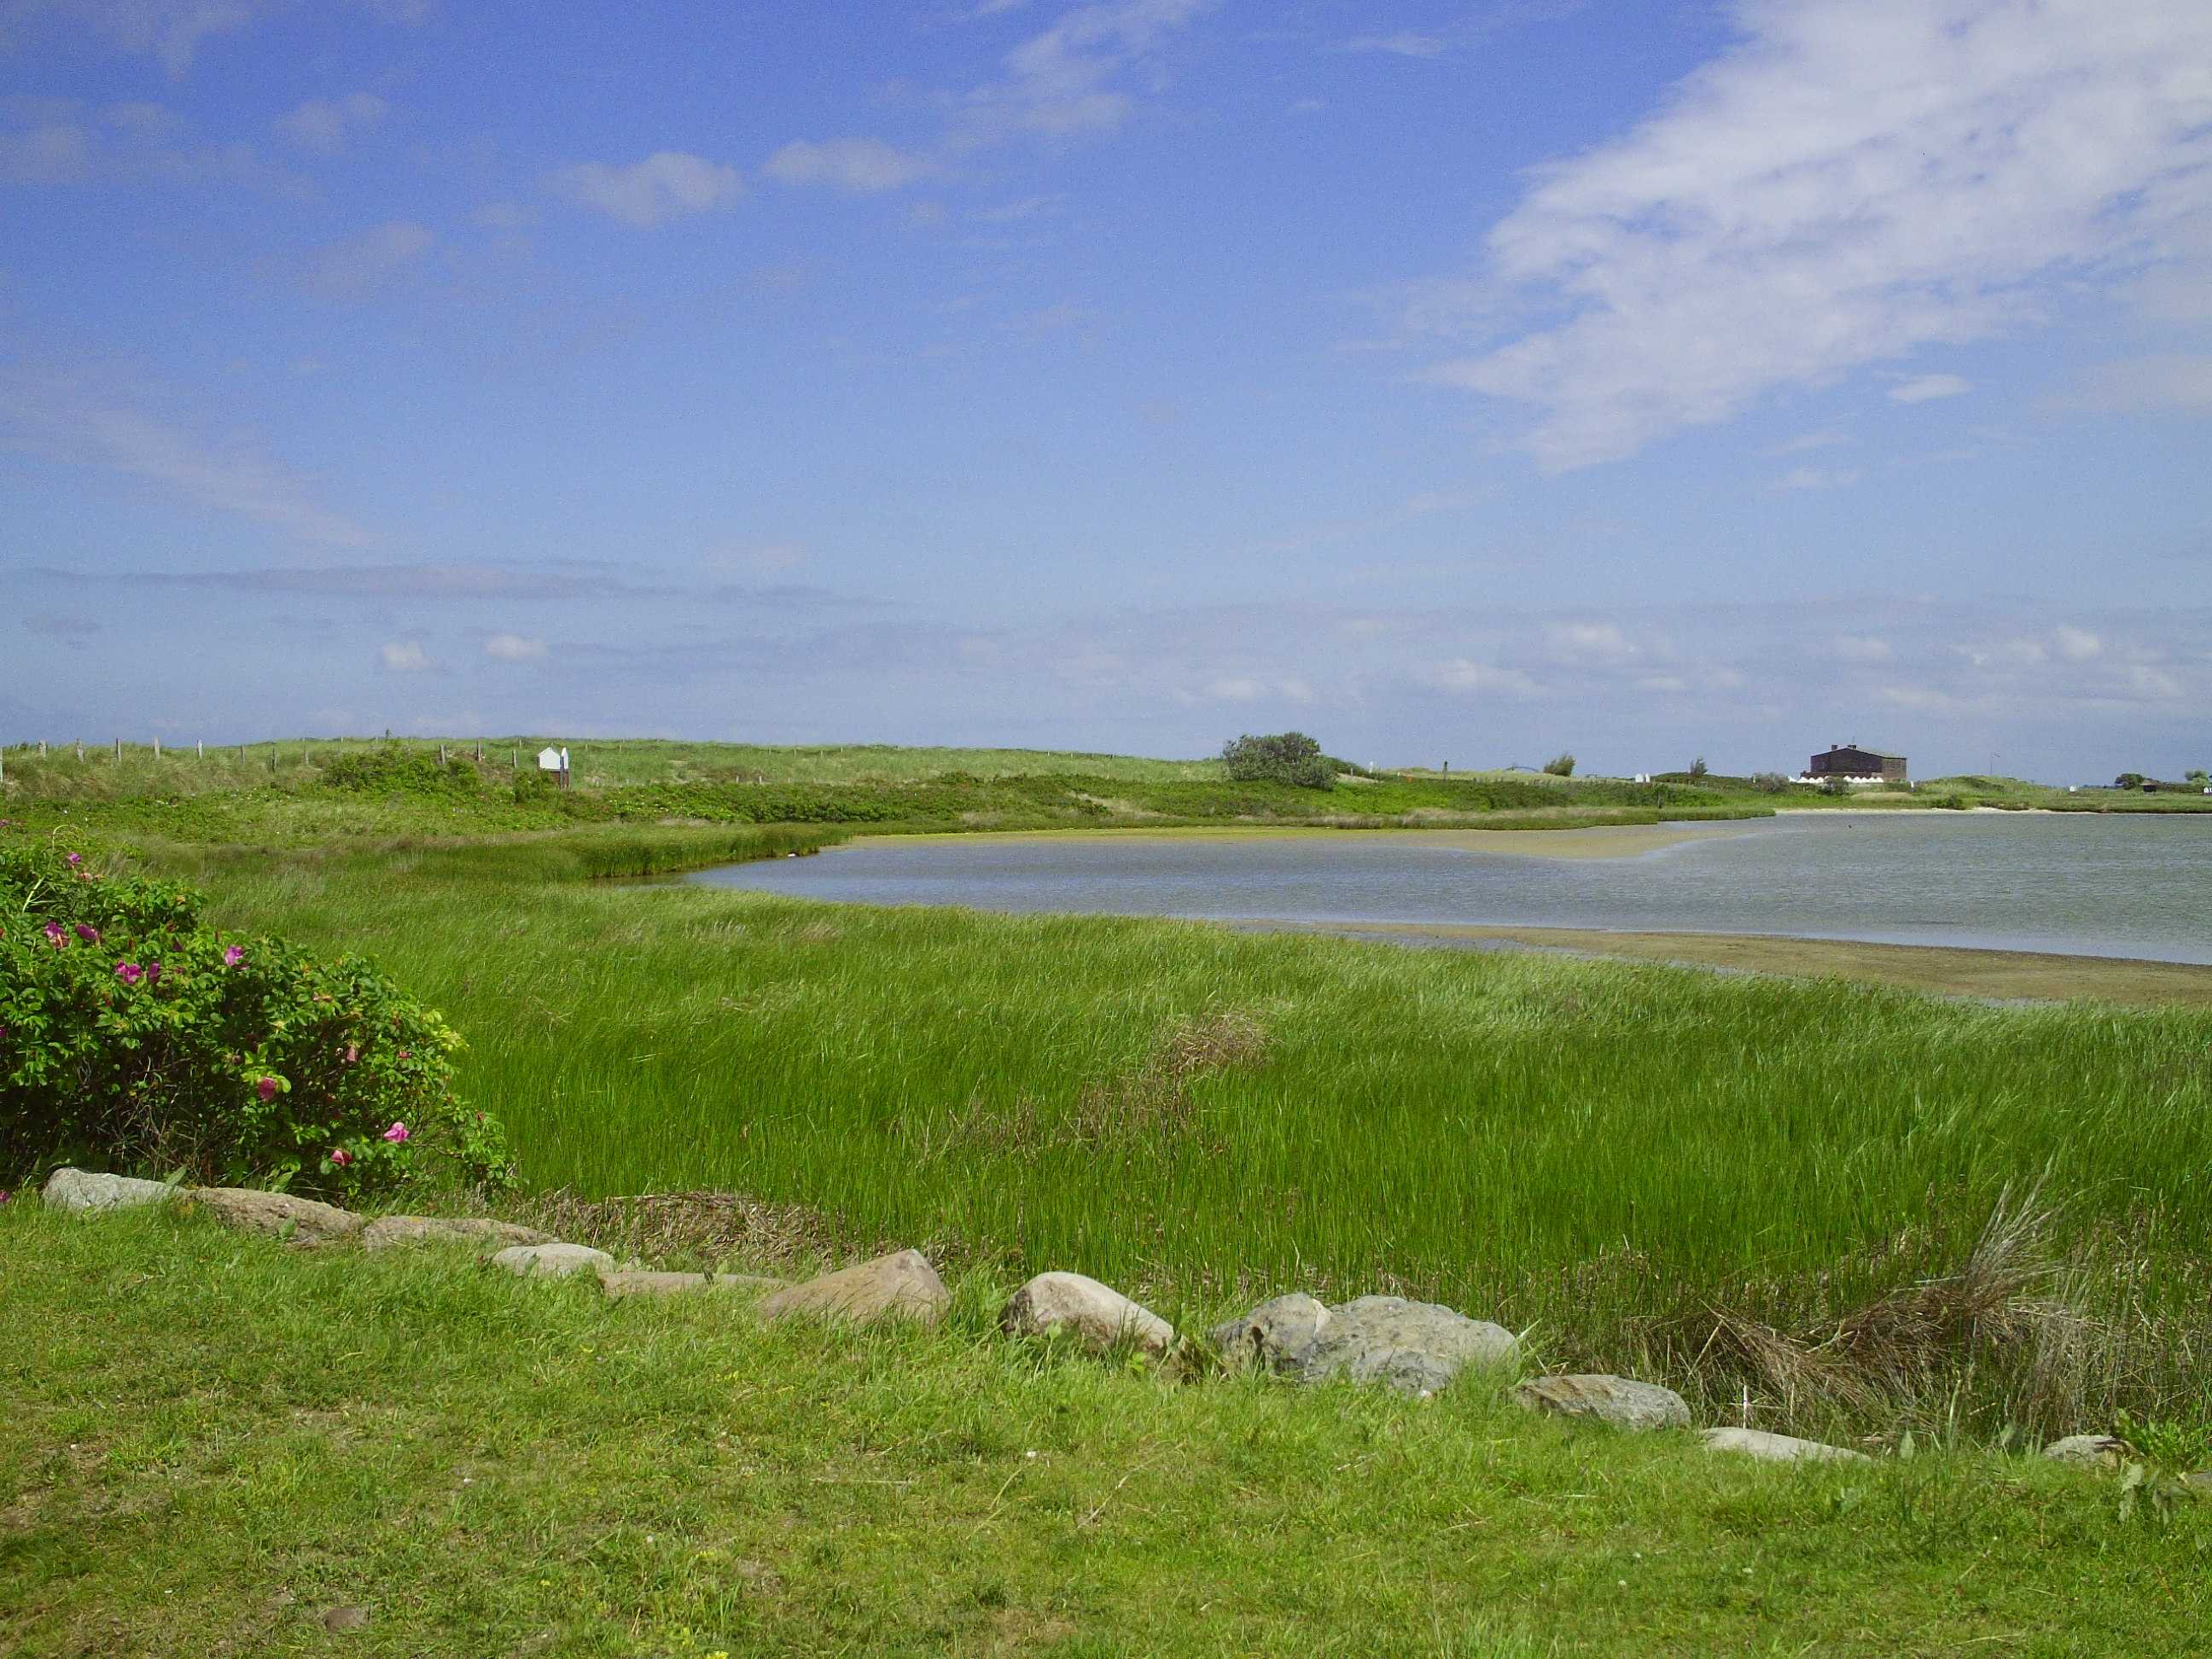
left=153, top=736, right=160, bottom=760
left=196, top=741, right=203, bottom=759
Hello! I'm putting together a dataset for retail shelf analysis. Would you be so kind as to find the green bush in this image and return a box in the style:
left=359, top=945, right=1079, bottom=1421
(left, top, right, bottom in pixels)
left=0, top=830, right=509, bottom=1196
left=1543, top=753, right=1575, bottom=777
left=321, top=745, right=481, bottom=796
left=1220, top=733, right=1336, bottom=790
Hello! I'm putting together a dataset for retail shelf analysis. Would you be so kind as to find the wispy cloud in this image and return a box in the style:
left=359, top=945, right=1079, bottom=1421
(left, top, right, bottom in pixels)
left=2059, top=354, right=2212, bottom=414
left=276, top=92, right=388, bottom=154
left=1773, top=465, right=1862, bottom=492
left=960, top=0, right=1214, bottom=143
left=761, top=137, right=938, bottom=192
left=549, top=152, right=744, bottom=227
left=1889, top=373, right=1972, bottom=404
left=298, top=219, right=432, bottom=301
left=378, top=640, right=433, bottom=672
left=484, top=633, right=547, bottom=661
left=1420, top=0, right=2212, bottom=468
left=0, top=368, right=374, bottom=548
left=4, top=0, right=428, bottom=78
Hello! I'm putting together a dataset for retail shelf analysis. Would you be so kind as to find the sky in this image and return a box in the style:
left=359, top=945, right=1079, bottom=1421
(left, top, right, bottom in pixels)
left=1, top=0, right=2207, bottom=782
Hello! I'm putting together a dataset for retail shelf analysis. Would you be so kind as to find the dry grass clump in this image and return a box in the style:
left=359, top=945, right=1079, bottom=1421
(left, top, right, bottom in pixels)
left=515, top=1187, right=849, bottom=1272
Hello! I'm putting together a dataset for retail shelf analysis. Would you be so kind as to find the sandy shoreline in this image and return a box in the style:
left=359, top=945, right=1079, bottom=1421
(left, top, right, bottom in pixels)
left=1246, top=921, right=2212, bottom=1010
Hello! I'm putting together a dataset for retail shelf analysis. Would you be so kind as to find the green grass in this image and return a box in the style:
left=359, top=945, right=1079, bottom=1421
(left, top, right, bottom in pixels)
left=6, top=1200, right=2209, bottom=1657
left=100, top=827, right=2212, bottom=1445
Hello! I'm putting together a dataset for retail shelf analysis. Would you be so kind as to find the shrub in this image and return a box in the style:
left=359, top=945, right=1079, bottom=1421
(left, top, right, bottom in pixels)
left=1543, top=753, right=1575, bottom=777
left=322, top=745, right=481, bottom=796
left=1689, top=756, right=1708, bottom=778
left=0, top=831, right=509, bottom=1197
left=1820, top=774, right=1854, bottom=797
left=1751, top=771, right=1791, bottom=794
left=1220, top=732, right=1335, bottom=790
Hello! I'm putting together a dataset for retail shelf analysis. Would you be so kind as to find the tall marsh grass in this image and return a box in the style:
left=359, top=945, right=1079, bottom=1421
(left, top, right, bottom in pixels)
left=154, top=827, right=2212, bottom=1441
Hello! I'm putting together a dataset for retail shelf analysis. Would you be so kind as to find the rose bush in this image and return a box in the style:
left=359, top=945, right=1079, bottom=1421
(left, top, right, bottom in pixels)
left=0, top=830, right=510, bottom=1196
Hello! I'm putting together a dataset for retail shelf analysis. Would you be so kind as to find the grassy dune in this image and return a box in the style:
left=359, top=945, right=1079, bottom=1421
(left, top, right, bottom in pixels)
left=114, top=827, right=2212, bottom=1447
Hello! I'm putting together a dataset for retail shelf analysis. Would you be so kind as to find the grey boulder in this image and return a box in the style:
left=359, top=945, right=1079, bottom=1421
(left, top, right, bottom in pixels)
left=42, top=1168, right=173, bottom=1214
left=1701, top=1427, right=1870, bottom=1464
left=179, top=1186, right=364, bottom=1246
left=1514, top=1373, right=1691, bottom=1432
left=360, top=1215, right=552, bottom=1251
left=491, top=1242, right=614, bottom=1279
left=1213, top=1292, right=1515, bottom=1395
left=2041, top=1434, right=2133, bottom=1468
left=1001, top=1272, right=1174, bottom=1356
left=760, top=1248, right=949, bottom=1327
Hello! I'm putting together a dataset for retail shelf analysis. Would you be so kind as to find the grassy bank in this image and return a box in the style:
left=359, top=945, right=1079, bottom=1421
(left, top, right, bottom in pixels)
left=63, top=824, right=2207, bottom=1450
left=6, top=1201, right=2209, bottom=1658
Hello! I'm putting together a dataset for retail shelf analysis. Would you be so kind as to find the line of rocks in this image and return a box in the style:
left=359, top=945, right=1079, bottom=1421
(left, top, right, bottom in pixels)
left=43, top=1168, right=2194, bottom=1478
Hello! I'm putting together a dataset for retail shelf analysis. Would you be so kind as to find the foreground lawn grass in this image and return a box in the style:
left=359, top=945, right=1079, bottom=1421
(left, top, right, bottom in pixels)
left=4, top=1202, right=2208, bottom=1657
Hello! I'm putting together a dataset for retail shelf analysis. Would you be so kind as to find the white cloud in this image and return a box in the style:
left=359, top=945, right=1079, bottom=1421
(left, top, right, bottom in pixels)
left=276, top=92, right=387, bottom=154
left=2054, top=626, right=2103, bottom=661
left=299, top=219, right=432, bottom=300
left=1762, top=427, right=1854, bottom=457
left=0, top=366, right=374, bottom=547
left=484, top=633, right=547, bottom=661
left=1204, top=676, right=1260, bottom=701
left=1831, top=634, right=1894, bottom=662
left=1889, top=372, right=1972, bottom=403
left=550, top=152, right=743, bottom=227
left=963, top=0, right=1212, bottom=143
left=379, top=641, right=432, bottom=672
left=1431, top=659, right=1541, bottom=696
left=2062, top=354, right=2212, bottom=414
left=1422, top=0, right=2212, bottom=468
left=1545, top=620, right=1634, bottom=661
left=1340, top=32, right=1446, bottom=57
left=1774, top=465, right=1861, bottom=491
left=762, top=137, right=938, bottom=193
left=10, top=1, right=427, bottom=78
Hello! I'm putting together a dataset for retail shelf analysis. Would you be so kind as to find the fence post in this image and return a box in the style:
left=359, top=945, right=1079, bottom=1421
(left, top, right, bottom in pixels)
left=114, top=737, right=122, bottom=760
left=153, top=736, right=160, bottom=760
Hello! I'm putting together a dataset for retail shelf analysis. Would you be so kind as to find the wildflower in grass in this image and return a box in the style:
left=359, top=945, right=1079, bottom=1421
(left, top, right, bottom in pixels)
left=145, top=963, right=161, bottom=985
left=398, top=1048, right=411, bottom=1061
left=256, top=1077, right=279, bottom=1102
left=329, top=1149, right=353, bottom=1168
left=74, top=923, right=99, bottom=944
left=222, top=944, right=244, bottom=967
left=44, top=921, right=67, bottom=948
left=382, top=1121, right=410, bottom=1144
left=65, top=852, right=80, bottom=866
left=115, top=962, right=143, bottom=986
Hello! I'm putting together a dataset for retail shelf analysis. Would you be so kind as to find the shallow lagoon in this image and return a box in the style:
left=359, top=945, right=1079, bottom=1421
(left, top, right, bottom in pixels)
left=690, top=811, right=2212, bottom=965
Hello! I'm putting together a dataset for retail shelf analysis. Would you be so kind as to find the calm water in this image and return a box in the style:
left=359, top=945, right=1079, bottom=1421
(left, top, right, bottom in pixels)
left=690, top=812, right=2212, bottom=964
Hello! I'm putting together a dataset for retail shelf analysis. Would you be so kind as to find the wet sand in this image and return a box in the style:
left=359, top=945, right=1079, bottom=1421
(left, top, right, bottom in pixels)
left=1252, top=921, right=2212, bottom=1010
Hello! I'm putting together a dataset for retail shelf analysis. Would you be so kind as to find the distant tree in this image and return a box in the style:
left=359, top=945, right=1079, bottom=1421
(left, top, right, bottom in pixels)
left=1689, top=756, right=1709, bottom=778
left=1542, top=753, right=1576, bottom=777
left=1751, top=771, right=1790, bottom=794
left=1221, top=731, right=1335, bottom=789
left=2187, top=768, right=2209, bottom=788
left=2115, top=772, right=2147, bottom=789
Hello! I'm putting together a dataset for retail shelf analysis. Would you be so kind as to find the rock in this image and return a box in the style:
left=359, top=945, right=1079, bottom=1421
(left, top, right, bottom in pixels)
left=321, top=1606, right=369, bottom=1633
left=1209, top=1294, right=1332, bottom=1374
left=491, top=1242, right=614, bottom=1279
left=759, top=1248, right=948, bottom=1327
left=1296, top=1295, right=1516, bottom=1395
left=1514, top=1373, right=1691, bottom=1432
left=2042, top=1434, right=2133, bottom=1469
left=359, top=1215, right=552, bottom=1251
left=1700, top=1427, right=1871, bottom=1464
left=178, top=1186, right=363, bottom=1246
left=1001, top=1272, right=1175, bottom=1355
left=598, top=1269, right=790, bottom=1300
left=41, top=1168, right=173, bottom=1214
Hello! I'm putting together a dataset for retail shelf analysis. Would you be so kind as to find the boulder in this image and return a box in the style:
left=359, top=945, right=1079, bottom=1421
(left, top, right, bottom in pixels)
left=360, top=1215, right=552, bottom=1251
left=42, top=1168, right=172, bottom=1214
left=178, top=1186, right=363, bottom=1246
left=759, top=1248, right=948, bottom=1327
left=1700, top=1427, right=1870, bottom=1464
left=2041, top=1434, right=2132, bottom=1469
left=1001, top=1272, right=1174, bottom=1356
left=599, top=1269, right=791, bottom=1300
left=1295, top=1295, right=1516, bottom=1395
left=1514, top=1373, right=1691, bottom=1432
left=491, top=1242, right=614, bottom=1279
left=1209, top=1294, right=1331, bottom=1374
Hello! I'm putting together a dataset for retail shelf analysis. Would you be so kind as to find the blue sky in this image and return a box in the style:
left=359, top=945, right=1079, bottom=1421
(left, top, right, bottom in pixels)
left=2, top=0, right=2206, bottom=780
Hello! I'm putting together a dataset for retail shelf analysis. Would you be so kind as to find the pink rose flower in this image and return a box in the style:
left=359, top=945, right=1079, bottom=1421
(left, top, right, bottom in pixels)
left=343, top=1044, right=359, bottom=1065
left=44, top=922, right=67, bottom=948
left=255, top=1077, right=279, bottom=1102
left=145, top=963, right=162, bottom=985
left=222, top=945, right=244, bottom=967
left=75, top=923, right=100, bottom=945
left=65, top=852, right=80, bottom=867
left=397, top=1049, right=412, bottom=1061
left=381, top=1122, right=410, bottom=1144
left=329, top=1148, right=353, bottom=1167
left=115, top=963, right=143, bottom=986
